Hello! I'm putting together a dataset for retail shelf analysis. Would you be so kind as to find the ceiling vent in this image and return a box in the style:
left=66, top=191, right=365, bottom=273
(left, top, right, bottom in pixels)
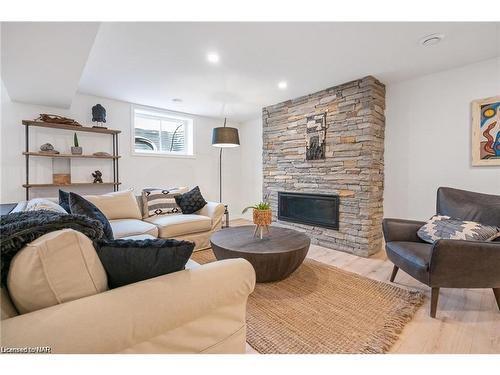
left=419, top=33, right=445, bottom=47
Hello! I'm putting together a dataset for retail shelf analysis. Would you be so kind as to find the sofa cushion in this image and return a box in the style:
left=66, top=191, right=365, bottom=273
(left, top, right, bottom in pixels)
left=94, top=238, right=194, bottom=288
left=1, top=287, right=18, bottom=320
left=7, top=229, right=108, bottom=314
left=84, top=190, right=142, bottom=220
left=110, top=219, right=159, bottom=239
left=175, top=186, right=207, bottom=214
left=145, top=214, right=212, bottom=237
left=385, top=241, right=433, bottom=284
left=69, top=192, right=114, bottom=240
left=120, top=234, right=157, bottom=241
left=185, top=259, right=200, bottom=269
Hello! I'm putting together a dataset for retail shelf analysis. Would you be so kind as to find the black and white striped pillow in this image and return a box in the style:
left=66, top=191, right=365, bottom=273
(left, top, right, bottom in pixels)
left=417, top=215, right=500, bottom=244
left=141, top=187, right=188, bottom=218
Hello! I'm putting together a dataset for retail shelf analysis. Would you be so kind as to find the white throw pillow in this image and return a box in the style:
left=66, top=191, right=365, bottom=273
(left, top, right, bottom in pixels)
left=25, top=198, right=67, bottom=214
left=7, top=229, right=108, bottom=314
left=141, top=186, right=189, bottom=218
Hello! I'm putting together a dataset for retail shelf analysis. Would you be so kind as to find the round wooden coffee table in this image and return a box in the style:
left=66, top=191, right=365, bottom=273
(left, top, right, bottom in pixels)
left=210, top=225, right=310, bottom=282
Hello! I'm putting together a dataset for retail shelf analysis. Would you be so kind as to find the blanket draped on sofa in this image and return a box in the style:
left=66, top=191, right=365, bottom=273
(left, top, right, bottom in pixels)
left=0, top=210, right=104, bottom=285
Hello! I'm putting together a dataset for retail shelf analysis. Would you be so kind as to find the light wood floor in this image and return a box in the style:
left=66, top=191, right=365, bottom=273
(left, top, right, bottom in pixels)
left=229, top=219, right=500, bottom=354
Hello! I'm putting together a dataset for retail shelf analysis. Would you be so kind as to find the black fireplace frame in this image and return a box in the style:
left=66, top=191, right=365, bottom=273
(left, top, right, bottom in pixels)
left=278, top=191, right=339, bottom=230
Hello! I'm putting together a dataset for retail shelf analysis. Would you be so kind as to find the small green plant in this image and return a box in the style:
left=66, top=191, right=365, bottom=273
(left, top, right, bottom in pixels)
left=242, top=202, right=271, bottom=214
left=73, top=133, right=79, bottom=147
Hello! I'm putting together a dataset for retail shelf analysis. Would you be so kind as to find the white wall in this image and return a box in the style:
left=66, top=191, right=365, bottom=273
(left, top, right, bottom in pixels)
left=239, top=116, right=263, bottom=219
left=384, top=57, right=500, bottom=220
left=0, top=83, right=246, bottom=217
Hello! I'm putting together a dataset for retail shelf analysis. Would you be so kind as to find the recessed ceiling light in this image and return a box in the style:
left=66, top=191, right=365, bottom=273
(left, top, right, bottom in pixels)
left=278, top=81, right=288, bottom=89
left=207, top=52, right=220, bottom=64
left=419, top=33, right=445, bottom=47
left=172, top=98, right=183, bottom=103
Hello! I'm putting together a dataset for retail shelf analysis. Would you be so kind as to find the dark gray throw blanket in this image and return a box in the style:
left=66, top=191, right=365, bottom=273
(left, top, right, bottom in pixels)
left=0, top=210, right=104, bottom=285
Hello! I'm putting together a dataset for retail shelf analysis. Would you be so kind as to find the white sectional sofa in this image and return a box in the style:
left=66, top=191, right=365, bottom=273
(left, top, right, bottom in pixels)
left=2, top=190, right=256, bottom=353
left=1, top=230, right=255, bottom=353
left=13, top=189, right=226, bottom=251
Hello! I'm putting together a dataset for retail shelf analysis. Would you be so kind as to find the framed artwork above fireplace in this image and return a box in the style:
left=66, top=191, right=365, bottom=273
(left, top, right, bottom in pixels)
left=305, top=112, right=328, bottom=160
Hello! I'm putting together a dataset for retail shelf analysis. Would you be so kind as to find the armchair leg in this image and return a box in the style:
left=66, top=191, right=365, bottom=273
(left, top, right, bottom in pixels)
left=389, top=265, right=399, bottom=282
left=493, top=288, right=500, bottom=310
left=430, top=287, right=440, bottom=318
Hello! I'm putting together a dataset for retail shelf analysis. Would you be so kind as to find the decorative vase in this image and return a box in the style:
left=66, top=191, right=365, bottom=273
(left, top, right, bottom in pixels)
left=253, top=208, right=272, bottom=226
left=71, top=146, right=82, bottom=155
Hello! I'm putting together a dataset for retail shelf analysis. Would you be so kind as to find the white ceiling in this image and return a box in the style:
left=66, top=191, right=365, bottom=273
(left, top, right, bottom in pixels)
left=1, top=22, right=99, bottom=108
left=2, top=22, right=499, bottom=121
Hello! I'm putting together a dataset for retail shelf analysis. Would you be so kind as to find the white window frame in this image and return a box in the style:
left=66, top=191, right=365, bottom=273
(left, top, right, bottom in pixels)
left=131, top=105, right=195, bottom=158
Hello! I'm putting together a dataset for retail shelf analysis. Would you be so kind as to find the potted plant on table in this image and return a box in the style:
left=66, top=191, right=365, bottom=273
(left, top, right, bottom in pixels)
left=242, top=201, right=272, bottom=239
left=71, top=133, right=82, bottom=155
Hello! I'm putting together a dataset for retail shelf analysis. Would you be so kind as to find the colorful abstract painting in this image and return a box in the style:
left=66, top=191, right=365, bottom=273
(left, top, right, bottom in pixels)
left=472, top=96, right=500, bottom=166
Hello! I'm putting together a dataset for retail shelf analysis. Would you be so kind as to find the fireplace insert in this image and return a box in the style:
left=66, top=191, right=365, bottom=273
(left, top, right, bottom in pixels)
left=278, top=192, right=339, bottom=229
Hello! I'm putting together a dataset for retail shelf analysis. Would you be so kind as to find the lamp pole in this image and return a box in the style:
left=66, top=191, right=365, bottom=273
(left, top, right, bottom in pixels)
left=211, top=117, right=240, bottom=228
left=219, top=118, right=227, bottom=203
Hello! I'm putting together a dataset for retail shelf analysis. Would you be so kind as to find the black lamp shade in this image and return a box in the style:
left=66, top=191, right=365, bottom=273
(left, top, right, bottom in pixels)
left=212, top=127, right=240, bottom=148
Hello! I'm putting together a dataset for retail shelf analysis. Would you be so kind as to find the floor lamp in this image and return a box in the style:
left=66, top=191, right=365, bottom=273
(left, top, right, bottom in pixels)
left=212, top=118, right=240, bottom=228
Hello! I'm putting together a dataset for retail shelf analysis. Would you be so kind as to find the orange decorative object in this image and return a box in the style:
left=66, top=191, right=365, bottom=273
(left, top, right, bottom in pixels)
left=253, top=209, right=272, bottom=226
left=52, top=174, right=71, bottom=185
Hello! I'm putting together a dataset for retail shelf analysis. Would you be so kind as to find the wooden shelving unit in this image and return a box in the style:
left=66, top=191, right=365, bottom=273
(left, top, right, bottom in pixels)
left=23, top=182, right=121, bottom=188
left=22, top=120, right=121, bottom=135
left=23, top=152, right=121, bottom=159
left=22, top=120, right=121, bottom=199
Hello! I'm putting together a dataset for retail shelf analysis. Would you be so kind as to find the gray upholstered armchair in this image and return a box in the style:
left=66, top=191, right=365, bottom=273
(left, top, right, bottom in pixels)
left=382, top=187, right=500, bottom=318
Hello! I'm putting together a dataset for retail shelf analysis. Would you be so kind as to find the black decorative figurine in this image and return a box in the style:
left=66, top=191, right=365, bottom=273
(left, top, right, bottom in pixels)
left=92, top=170, right=103, bottom=183
left=92, top=104, right=107, bottom=128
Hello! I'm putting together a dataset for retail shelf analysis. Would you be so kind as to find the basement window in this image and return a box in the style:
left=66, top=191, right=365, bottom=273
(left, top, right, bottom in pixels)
left=132, top=106, right=194, bottom=157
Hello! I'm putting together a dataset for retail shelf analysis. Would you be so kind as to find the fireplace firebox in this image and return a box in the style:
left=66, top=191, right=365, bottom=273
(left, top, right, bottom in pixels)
left=278, top=192, right=339, bottom=230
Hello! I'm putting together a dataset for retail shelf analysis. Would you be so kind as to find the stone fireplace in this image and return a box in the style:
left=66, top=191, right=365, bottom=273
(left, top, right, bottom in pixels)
left=278, top=192, right=339, bottom=229
left=262, top=76, right=385, bottom=256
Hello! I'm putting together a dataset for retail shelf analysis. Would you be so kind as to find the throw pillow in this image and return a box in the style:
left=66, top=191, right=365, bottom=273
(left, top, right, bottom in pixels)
left=175, top=186, right=207, bottom=214
left=417, top=215, right=500, bottom=244
left=69, top=192, right=114, bottom=240
left=83, top=189, right=142, bottom=220
left=7, top=229, right=108, bottom=314
left=59, top=189, right=70, bottom=212
left=94, top=238, right=194, bottom=288
left=141, top=186, right=189, bottom=218
left=25, top=198, right=68, bottom=214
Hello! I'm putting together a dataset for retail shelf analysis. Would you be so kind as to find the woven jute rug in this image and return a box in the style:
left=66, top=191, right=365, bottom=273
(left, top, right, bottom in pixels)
left=192, top=249, right=425, bottom=354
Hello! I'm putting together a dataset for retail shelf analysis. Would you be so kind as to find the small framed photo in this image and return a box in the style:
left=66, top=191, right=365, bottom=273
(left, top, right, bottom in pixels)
left=471, top=96, right=500, bottom=166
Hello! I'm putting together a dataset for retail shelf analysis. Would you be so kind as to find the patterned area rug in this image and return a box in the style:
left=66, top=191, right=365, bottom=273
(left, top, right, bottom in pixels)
left=192, top=249, right=425, bottom=354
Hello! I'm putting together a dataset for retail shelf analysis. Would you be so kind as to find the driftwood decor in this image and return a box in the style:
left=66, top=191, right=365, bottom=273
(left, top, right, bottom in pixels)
left=35, top=114, right=82, bottom=127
